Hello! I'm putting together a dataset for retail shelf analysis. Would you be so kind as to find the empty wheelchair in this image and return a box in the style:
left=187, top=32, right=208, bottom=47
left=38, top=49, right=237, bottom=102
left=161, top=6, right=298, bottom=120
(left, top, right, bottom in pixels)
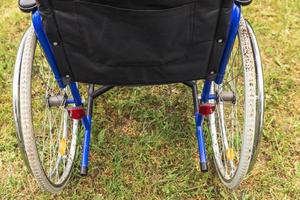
left=13, top=0, right=264, bottom=193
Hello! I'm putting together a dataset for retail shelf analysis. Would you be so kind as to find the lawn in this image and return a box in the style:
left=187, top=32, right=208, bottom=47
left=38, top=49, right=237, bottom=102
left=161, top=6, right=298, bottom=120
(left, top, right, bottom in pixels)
left=0, top=0, right=299, bottom=199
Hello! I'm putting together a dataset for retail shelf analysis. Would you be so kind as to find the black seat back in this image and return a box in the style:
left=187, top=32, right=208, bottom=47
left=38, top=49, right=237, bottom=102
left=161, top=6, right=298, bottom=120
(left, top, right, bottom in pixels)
left=38, top=0, right=234, bottom=85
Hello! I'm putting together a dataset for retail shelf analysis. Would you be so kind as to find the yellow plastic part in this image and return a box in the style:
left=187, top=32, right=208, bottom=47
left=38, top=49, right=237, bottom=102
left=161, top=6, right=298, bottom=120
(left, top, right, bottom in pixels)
left=59, top=138, right=67, bottom=156
left=226, top=148, right=235, bottom=161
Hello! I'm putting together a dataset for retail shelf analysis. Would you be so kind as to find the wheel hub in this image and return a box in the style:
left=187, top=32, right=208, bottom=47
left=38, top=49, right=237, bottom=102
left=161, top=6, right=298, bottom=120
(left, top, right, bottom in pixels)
left=218, top=91, right=236, bottom=104
left=47, top=94, right=67, bottom=107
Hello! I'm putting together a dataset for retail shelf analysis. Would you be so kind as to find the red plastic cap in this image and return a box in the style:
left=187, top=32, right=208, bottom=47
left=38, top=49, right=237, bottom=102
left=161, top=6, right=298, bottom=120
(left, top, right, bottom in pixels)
left=67, top=107, right=85, bottom=120
left=199, top=103, right=216, bottom=116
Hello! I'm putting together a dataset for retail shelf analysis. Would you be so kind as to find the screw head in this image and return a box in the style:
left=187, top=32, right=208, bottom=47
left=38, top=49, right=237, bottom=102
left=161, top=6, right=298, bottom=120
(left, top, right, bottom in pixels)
left=53, top=42, right=58, bottom=46
left=217, top=39, right=223, bottom=43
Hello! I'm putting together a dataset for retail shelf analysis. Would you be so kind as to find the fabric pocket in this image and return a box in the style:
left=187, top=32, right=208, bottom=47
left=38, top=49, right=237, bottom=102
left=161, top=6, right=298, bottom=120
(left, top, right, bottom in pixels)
left=75, top=1, right=194, bottom=67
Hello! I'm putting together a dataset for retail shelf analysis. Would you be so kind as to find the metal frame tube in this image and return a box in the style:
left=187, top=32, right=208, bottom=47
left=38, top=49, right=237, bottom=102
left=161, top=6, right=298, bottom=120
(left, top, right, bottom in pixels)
left=32, top=10, right=93, bottom=175
left=215, top=4, right=241, bottom=85
left=92, top=85, right=114, bottom=98
left=80, top=85, right=95, bottom=175
left=201, top=80, right=213, bottom=103
left=32, top=11, right=65, bottom=89
left=184, top=81, right=208, bottom=172
left=195, top=3, right=241, bottom=172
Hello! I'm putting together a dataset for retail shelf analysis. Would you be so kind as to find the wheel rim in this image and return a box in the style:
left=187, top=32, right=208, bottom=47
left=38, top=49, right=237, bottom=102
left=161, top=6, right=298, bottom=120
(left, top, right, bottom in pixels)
left=209, top=34, right=245, bottom=181
left=31, top=44, right=78, bottom=185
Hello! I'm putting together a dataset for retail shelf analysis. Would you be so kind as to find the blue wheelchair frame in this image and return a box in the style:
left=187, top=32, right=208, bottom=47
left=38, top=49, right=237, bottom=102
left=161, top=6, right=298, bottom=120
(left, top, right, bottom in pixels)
left=31, top=4, right=241, bottom=174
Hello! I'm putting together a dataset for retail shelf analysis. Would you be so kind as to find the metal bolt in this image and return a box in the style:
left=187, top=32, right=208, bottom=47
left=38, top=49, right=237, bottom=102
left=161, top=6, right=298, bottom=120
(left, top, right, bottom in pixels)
left=53, top=42, right=58, bottom=46
left=217, top=39, right=223, bottom=43
left=210, top=71, right=215, bottom=75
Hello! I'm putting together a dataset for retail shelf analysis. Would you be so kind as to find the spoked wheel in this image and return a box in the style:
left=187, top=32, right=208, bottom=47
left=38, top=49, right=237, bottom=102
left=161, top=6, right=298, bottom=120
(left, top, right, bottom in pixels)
left=208, top=17, right=264, bottom=189
left=14, top=26, right=80, bottom=193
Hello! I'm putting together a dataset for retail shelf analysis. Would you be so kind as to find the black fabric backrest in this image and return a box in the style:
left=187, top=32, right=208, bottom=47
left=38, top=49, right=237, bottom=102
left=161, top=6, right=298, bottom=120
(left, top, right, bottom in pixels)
left=39, top=0, right=233, bottom=13
left=38, top=0, right=234, bottom=85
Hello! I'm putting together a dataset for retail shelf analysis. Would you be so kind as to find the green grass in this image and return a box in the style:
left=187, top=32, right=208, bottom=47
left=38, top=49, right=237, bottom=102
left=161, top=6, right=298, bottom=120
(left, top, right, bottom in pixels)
left=0, top=0, right=299, bottom=199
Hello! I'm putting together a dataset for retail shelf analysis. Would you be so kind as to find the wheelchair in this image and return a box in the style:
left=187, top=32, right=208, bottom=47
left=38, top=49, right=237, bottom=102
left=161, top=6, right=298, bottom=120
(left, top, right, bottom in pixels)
left=14, top=0, right=264, bottom=193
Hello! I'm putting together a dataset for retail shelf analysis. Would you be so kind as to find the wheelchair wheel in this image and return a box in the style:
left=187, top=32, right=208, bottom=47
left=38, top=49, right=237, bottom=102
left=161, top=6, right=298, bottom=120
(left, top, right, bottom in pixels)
left=208, top=17, right=264, bottom=189
left=15, top=26, right=79, bottom=193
